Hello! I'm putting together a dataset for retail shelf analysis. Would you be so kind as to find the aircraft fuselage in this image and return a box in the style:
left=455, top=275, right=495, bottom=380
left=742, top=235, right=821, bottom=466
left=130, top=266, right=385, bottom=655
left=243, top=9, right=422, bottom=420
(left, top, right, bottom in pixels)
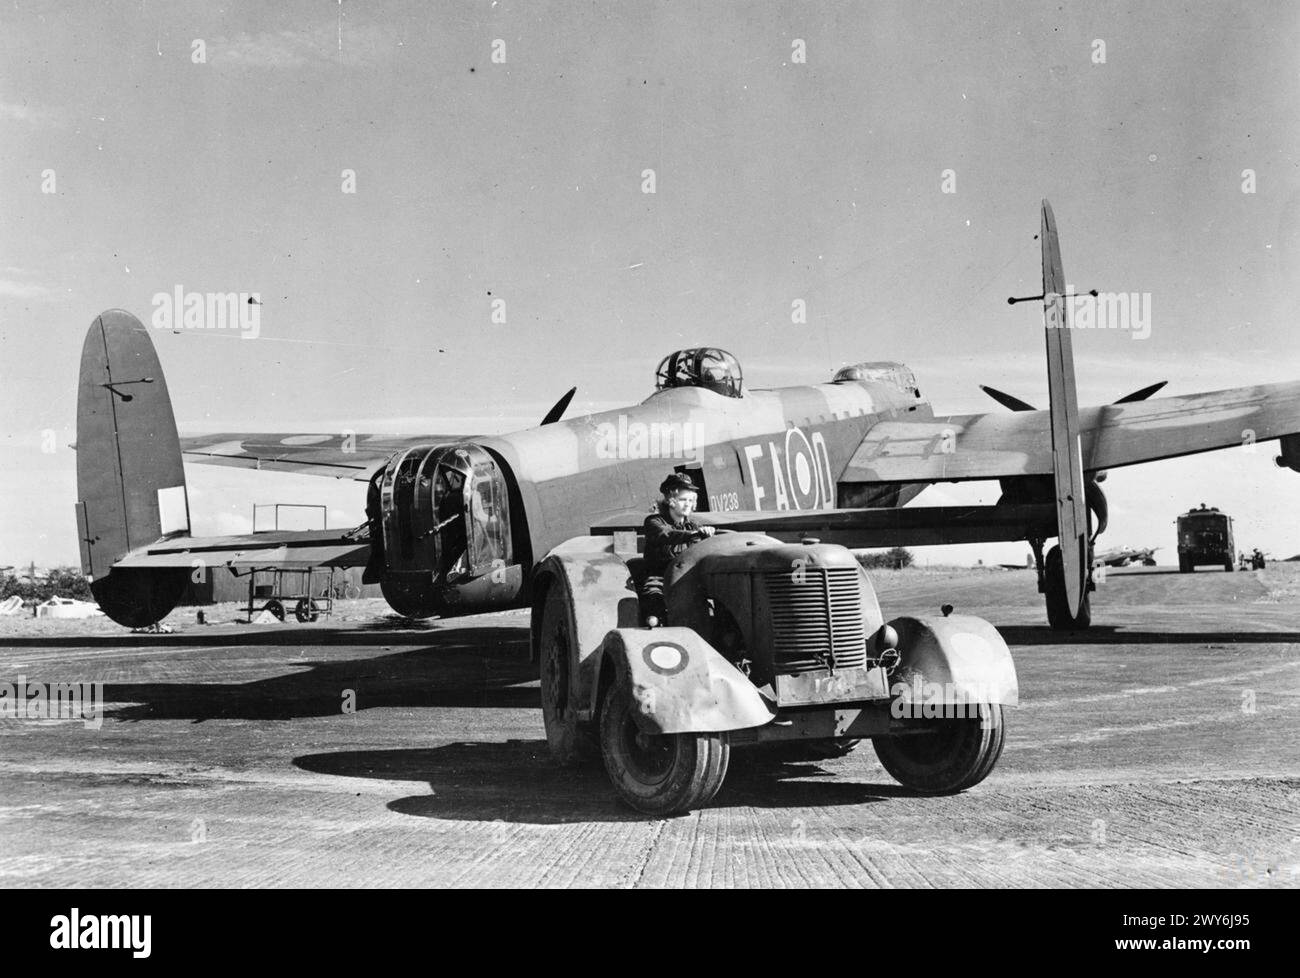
left=485, top=374, right=931, bottom=563
left=368, top=361, right=936, bottom=617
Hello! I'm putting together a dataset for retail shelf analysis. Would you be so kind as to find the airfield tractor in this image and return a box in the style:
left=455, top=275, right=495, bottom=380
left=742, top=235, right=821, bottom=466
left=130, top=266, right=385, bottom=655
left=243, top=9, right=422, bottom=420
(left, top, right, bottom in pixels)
left=1175, top=504, right=1235, bottom=573
left=531, top=530, right=1016, bottom=815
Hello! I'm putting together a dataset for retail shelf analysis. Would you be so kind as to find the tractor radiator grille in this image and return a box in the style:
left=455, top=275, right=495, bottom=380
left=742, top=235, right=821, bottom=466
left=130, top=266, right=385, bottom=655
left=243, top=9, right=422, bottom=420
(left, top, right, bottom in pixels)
left=763, top=568, right=866, bottom=674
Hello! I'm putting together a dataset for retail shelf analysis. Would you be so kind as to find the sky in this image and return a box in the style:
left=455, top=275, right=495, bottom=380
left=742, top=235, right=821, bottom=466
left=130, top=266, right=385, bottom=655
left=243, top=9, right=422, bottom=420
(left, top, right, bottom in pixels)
left=3, top=0, right=1299, bottom=568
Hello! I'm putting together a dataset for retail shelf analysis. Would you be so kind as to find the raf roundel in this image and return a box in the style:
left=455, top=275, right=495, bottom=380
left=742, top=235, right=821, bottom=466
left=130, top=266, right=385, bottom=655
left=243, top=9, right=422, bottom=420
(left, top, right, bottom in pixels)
left=643, top=642, right=689, bottom=675
left=784, top=426, right=820, bottom=509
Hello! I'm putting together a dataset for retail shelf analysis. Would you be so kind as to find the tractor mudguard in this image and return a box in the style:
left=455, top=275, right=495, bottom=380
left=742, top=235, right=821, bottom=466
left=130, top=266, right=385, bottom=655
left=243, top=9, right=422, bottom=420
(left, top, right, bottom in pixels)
left=887, top=615, right=1019, bottom=708
left=595, top=627, right=777, bottom=735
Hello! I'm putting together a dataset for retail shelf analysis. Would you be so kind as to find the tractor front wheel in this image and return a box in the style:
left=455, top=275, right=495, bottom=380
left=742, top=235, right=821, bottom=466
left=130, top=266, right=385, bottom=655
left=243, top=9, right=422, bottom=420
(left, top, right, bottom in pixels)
left=599, top=675, right=729, bottom=815
left=874, top=703, right=1005, bottom=794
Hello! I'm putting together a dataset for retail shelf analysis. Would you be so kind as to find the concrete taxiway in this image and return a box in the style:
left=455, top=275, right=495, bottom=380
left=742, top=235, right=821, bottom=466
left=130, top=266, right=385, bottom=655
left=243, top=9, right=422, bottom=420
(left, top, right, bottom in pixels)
left=1, top=564, right=1297, bottom=887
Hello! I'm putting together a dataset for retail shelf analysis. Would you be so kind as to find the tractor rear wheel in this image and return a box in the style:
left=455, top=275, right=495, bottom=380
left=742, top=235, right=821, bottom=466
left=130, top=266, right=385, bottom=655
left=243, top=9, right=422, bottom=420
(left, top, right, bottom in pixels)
left=599, top=674, right=729, bottom=815
left=874, top=703, right=1005, bottom=794
left=538, top=583, right=596, bottom=764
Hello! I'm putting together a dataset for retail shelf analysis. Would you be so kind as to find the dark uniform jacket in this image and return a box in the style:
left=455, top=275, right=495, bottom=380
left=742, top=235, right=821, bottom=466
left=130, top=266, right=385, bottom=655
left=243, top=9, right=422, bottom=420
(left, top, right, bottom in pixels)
left=643, top=503, right=704, bottom=578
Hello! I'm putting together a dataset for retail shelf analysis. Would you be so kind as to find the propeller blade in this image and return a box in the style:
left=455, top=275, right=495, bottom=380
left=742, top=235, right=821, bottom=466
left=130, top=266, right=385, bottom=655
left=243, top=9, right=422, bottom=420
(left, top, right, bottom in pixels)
left=983, top=380, right=1168, bottom=414
left=540, top=386, right=577, bottom=426
left=1085, top=384, right=1166, bottom=485
left=979, top=385, right=1037, bottom=412
left=1113, top=380, right=1168, bottom=404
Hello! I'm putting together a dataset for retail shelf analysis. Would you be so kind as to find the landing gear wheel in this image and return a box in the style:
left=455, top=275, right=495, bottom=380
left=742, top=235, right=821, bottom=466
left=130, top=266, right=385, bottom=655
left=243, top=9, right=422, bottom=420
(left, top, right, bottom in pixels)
left=90, top=568, right=187, bottom=629
left=1179, top=556, right=1192, bottom=573
left=874, top=703, right=1005, bottom=794
left=263, top=599, right=286, bottom=622
left=538, top=584, right=596, bottom=764
left=1044, top=545, right=1091, bottom=630
left=599, top=674, right=730, bottom=815
left=294, top=598, right=320, bottom=623
left=1224, top=561, right=1234, bottom=573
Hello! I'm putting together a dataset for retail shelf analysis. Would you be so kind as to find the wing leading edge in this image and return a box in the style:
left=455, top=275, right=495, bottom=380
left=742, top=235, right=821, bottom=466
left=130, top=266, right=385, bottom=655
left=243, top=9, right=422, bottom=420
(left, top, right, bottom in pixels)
left=840, top=380, right=1300, bottom=486
left=591, top=504, right=1058, bottom=548
left=179, top=432, right=471, bottom=480
left=112, top=528, right=370, bottom=571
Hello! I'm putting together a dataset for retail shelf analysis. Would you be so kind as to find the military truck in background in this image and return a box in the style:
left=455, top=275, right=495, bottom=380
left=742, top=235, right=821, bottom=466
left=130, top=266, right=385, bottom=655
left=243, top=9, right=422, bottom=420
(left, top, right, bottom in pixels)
left=1176, top=504, right=1235, bottom=573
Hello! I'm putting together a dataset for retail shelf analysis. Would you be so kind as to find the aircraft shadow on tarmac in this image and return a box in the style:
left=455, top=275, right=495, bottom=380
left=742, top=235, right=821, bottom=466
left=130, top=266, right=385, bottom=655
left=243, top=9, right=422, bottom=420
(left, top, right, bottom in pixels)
left=0, top=621, right=474, bottom=649
left=294, top=743, right=904, bottom=824
left=995, top=625, right=1300, bottom=646
left=96, top=626, right=539, bottom=722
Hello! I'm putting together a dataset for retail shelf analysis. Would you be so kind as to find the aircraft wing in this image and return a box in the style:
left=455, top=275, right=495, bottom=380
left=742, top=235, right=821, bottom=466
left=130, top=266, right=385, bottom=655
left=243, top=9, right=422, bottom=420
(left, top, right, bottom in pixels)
left=592, top=504, right=1059, bottom=548
left=112, top=528, right=370, bottom=571
left=842, top=380, right=1300, bottom=484
left=179, top=432, right=472, bottom=480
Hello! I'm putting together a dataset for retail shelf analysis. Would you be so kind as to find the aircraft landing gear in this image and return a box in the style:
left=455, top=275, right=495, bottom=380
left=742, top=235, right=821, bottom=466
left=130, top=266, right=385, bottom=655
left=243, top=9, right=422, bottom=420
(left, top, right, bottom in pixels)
left=1043, top=545, right=1092, bottom=630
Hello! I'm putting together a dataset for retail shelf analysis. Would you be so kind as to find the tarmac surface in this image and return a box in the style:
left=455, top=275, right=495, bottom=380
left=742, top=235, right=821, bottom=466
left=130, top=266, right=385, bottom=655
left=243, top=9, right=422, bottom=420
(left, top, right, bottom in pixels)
left=1, top=563, right=1297, bottom=888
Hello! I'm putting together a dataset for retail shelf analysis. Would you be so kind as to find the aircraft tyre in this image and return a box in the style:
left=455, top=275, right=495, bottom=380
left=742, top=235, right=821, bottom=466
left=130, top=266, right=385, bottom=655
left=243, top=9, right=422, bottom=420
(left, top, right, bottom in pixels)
left=874, top=703, right=1005, bottom=794
left=1179, top=556, right=1192, bottom=573
left=599, top=673, right=729, bottom=815
left=90, top=568, right=187, bottom=628
left=537, top=583, right=596, bottom=764
left=1044, top=545, right=1091, bottom=630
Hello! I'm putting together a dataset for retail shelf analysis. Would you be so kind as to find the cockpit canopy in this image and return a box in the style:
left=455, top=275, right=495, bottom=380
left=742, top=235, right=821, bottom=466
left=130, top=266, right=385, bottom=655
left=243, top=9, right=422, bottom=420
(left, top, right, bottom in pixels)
left=654, top=348, right=743, bottom=398
left=832, top=361, right=920, bottom=397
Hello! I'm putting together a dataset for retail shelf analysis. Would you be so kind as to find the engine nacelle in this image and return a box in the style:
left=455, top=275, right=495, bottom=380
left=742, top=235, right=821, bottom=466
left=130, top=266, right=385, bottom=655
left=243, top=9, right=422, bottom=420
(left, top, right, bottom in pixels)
left=379, top=576, right=442, bottom=618
left=367, top=442, right=523, bottom=618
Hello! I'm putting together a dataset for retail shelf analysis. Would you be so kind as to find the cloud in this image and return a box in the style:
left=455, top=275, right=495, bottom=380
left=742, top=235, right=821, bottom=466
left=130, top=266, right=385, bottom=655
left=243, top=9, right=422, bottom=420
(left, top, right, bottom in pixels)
left=211, top=22, right=400, bottom=69
left=0, top=278, right=52, bottom=300
left=0, top=97, right=60, bottom=126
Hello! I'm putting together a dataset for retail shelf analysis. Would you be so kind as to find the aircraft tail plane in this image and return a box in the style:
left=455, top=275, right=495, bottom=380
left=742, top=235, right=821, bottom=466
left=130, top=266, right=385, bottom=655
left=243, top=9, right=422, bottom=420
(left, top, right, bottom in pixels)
left=1040, top=199, right=1091, bottom=621
left=75, top=310, right=193, bottom=625
left=74, top=310, right=377, bottom=626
